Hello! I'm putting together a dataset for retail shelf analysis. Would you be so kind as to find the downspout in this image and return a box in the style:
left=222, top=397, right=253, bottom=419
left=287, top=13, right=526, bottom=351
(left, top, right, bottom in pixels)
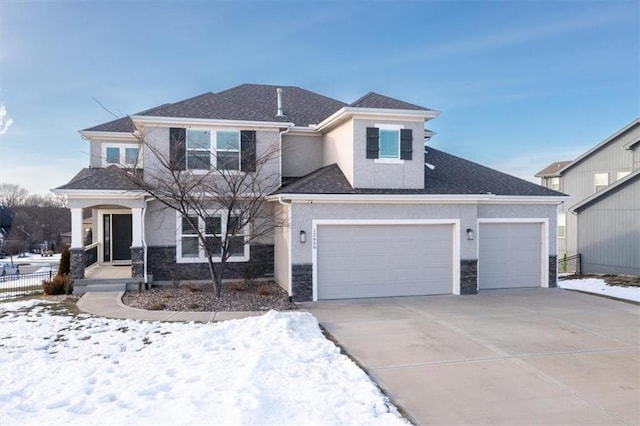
left=277, top=196, right=293, bottom=301
left=142, top=197, right=149, bottom=288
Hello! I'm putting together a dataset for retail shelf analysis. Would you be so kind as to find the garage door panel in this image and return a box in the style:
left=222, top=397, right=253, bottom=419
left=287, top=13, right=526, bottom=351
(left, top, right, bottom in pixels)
left=479, top=223, right=542, bottom=290
left=317, top=224, right=453, bottom=300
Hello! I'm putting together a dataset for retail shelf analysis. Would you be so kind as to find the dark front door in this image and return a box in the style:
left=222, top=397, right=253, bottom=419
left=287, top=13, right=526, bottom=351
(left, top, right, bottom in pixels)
left=112, top=214, right=132, bottom=261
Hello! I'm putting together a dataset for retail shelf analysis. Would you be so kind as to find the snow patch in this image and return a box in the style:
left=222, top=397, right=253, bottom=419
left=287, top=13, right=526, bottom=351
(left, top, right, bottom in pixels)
left=558, top=278, right=640, bottom=302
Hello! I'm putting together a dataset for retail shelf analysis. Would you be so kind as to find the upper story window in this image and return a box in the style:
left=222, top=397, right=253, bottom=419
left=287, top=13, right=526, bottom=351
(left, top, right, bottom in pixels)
left=366, top=125, right=413, bottom=162
left=549, top=177, right=560, bottom=191
left=594, top=172, right=608, bottom=192
left=103, top=144, right=141, bottom=167
left=170, top=128, right=256, bottom=172
left=617, top=171, right=630, bottom=181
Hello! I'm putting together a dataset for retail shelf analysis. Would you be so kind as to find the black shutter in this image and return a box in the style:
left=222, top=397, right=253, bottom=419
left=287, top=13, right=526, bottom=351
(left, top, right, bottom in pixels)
left=400, top=129, right=413, bottom=160
left=240, top=130, right=256, bottom=172
left=169, top=128, right=186, bottom=170
left=366, top=127, right=379, bottom=159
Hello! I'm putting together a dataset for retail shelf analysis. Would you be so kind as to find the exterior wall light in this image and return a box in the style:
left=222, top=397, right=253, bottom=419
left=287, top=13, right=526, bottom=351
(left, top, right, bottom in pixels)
left=300, top=230, right=306, bottom=243
left=466, top=228, right=474, bottom=240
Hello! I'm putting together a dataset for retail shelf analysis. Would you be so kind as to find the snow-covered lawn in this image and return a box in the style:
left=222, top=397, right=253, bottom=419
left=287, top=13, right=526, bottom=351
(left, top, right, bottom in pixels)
left=0, top=299, right=407, bottom=426
left=558, top=277, right=640, bottom=302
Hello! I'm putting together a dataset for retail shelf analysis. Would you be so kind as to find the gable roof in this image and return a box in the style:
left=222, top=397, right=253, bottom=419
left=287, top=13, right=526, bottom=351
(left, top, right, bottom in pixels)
left=535, top=161, right=572, bottom=178
left=83, top=84, right=439, bottom=132
left=571, top=169, right=640, bottom=213
left=557, top=118, right=639, bottom=175
left=276, top=147, right=563, bottom=197
left=350, top=92, right=432, bottom=111
left=55, top=166, right=142, bottom=191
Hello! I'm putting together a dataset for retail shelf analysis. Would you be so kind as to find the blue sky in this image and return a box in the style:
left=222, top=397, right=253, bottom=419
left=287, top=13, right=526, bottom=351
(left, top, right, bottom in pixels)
left=1, top=0, right=638, bottom=195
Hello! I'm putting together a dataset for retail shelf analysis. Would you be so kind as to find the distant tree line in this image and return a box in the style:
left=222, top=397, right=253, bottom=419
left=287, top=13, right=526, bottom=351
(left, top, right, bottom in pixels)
left=0, top=184, right=70, bottom=257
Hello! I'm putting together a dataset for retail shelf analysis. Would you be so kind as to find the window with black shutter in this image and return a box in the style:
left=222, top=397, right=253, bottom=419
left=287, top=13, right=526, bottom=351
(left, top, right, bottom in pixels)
left=169, top=128, right=186, bottom=170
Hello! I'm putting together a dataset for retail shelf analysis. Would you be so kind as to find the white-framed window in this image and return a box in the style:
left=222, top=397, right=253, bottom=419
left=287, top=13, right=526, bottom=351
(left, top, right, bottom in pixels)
left=557, top=211, right=566, bottom=239
left=184, top=129, right=245, bottom=171
left=186, top=129, right=211, bottom=170
left=176, top=211, right=248, bottom=263
left=103, top=144, right=141, bottom=167
left=379, top=129, right=400, bottom=159
left=594, top=172, right=608, bottom=192
left=549, top=177, right=560, bottom=191
left=617, top=171, right=630, bottom=181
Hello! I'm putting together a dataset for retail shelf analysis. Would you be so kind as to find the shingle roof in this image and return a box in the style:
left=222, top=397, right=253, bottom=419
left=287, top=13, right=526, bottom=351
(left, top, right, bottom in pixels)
left=350, top=92, right=432, bottom=111
left=138, top=84, right=347, bottom=127
left=55, top=166, right=143, bottom=191
left=535, top=161, right=572, bottom=177
left=83, top=116, right=136, bottom=133
left=276, top=147, right=564, bottom=197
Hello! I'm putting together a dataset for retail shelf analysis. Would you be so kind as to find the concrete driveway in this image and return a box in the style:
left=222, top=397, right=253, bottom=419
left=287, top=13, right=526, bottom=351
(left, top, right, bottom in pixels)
left=304, top=288, right=640, bottom=425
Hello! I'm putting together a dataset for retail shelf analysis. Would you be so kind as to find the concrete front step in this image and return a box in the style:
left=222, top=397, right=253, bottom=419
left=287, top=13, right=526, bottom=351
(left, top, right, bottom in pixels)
left=75, top=278, right=146, bottom=293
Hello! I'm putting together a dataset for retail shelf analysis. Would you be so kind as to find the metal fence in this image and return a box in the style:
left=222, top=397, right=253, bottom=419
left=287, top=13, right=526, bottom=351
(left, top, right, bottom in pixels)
left=0, top=270, right=54, bottom=300
left=558, top=253, right=582, bottom=275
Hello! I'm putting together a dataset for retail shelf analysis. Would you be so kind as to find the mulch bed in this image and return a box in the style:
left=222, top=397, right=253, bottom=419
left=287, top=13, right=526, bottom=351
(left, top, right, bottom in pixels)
left=122, top=280, right=298, bottom=312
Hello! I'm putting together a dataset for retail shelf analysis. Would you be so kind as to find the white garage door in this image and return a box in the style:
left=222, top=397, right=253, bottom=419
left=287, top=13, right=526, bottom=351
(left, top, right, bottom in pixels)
left=316, top=224, right=453, bottom=300
left=478, top=222, right=543, bottom=289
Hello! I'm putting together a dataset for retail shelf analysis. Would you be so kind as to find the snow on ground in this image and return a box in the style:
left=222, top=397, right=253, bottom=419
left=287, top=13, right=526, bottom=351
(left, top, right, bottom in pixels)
left=0, top=299, right=407, bottom=426
left=558, top=278, right=640, bottom=302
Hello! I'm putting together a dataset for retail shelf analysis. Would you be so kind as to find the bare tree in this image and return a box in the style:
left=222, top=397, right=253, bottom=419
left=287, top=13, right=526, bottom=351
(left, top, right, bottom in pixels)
left=125, top=128, right=284, bottom=298
left=0, top=184, right=29, bottom=207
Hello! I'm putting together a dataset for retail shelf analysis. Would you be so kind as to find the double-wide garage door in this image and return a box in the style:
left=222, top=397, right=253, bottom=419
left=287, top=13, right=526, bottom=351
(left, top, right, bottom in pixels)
left=316, top=224, right=453, bottom=300
left=478, top=222, right=543, bottom=289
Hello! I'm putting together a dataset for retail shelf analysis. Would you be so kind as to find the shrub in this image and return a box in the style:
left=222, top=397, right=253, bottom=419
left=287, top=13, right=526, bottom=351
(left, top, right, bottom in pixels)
left=58, top=247, right=71, bottom=276
left=43, top=273, right=73, bottom=295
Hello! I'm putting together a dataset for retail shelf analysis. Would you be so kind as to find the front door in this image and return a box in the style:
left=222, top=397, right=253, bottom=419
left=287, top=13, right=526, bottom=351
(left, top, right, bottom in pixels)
left=103, top=213, right=132, bottom=263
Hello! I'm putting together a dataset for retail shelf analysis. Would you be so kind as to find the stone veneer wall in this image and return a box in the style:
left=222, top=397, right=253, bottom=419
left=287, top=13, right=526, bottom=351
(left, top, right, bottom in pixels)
left=460, top=259, right=478, bottom=295
left=548, top=255, right=557, bottom=288
left=131, top=247, right=144, bottom=278
left=70, top=248, right=85, bottom=280
left=291, top=264, right=313, bottom=302
left=146, top=244, right=274, bottom=282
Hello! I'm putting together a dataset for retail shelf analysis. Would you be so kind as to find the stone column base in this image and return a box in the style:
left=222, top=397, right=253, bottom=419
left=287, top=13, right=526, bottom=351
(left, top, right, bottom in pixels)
left=460, top=259, right=478, bottom=295
left=70, top=248, right=85, bottom=280
left=548, top=255, right=558, bottom=288
left=131, top=247, right=145, bottom=278
left=292, top=264, right=313, bottom=302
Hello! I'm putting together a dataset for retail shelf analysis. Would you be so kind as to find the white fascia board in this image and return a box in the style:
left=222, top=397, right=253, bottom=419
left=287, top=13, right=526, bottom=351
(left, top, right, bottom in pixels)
left=51, top=189, right=146, bottom=199
left=286, top=126, right=322, bottom=136
left=269, top=193, right=568, bottom=204
left=79, top=130, right=139, bottom=141
left=130, top=115, right=295, bottom=130
left=315, top=107, right=440, bottom=133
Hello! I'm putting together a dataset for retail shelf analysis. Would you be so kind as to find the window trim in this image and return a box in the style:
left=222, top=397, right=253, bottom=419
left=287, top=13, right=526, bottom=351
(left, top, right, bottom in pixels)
left=616, top=171, right=630, bottom=181
left=102, top=143, right=142, bottom=167
left=183, top=128, right=245, bottom=172
left=557, top=211, right=566, bottom=239
left=373, top=123, right=405, bottom=164
left=176, top=211, right=249, bottom=263
left=185, top=129, right=212, bottom=170
left=549, top=177, right=560, bottom=191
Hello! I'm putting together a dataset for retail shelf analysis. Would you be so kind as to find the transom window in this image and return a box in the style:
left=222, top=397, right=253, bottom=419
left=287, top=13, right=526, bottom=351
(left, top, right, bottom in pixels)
left=178, top=212, right=248, bottom=262
left=594, top=173, right=608, bottom=192
left=103, top=144, right=140, bottom=167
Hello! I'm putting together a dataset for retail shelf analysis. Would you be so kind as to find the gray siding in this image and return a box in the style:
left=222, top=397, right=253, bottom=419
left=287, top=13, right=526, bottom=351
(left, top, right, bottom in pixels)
left=560, top=123, right=639, bottom=256
left=577, top=180, right=640, bottom=275
left=282, top=134, right=323, bottom=177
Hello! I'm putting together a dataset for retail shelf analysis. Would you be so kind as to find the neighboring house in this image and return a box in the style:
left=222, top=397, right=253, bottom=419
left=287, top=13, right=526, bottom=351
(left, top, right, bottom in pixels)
left=54, top=84, right=565, bottom=301
left=536, top=118, right=640, bottom=275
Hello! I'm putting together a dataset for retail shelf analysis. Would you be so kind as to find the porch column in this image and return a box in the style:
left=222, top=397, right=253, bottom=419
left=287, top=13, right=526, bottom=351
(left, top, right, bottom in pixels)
left=70, top=208, right=85, bottom=279
left=131, top=207, right=144, bottom=278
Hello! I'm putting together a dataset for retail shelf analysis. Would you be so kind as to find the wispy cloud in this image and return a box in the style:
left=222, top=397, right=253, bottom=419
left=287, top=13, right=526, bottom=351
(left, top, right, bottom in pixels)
left=0, top=104, right=13, bottom=135
left=488, top=146, right=590, bottom=183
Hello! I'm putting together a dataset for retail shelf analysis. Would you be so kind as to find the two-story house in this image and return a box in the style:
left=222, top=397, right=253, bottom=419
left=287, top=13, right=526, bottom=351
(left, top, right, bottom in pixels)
left=54, top=84, right=565, bottom=301
left=536, top=118, right=639, bottom=275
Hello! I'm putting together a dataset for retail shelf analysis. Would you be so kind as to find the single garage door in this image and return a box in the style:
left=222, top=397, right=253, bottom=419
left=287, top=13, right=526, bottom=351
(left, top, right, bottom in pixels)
left=316, top=224, right=453, bottom=300
left=478, top=222, right=543, bottom=289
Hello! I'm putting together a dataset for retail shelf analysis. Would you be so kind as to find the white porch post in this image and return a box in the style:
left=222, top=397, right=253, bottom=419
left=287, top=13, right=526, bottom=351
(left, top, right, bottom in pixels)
left=71, top=208, right=84, bottom=249
left=131, top=207, right=143, bottom=247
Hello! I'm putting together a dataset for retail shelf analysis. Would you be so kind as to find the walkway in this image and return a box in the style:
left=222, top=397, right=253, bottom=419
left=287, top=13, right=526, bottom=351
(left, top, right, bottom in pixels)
left=77, top=291, right=264, bottom=322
